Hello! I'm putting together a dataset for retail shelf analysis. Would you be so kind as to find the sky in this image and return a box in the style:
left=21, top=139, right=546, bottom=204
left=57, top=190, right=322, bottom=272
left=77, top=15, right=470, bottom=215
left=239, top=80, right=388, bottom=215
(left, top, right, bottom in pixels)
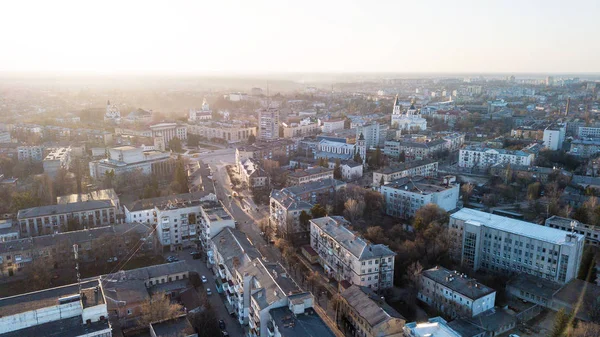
left=1, top=0, right=599, bottom=75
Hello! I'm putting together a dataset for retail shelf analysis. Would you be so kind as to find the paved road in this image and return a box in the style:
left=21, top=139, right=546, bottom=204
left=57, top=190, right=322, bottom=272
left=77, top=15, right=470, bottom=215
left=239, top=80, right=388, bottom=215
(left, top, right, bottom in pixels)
left=165, top=251, right=245, bottom=337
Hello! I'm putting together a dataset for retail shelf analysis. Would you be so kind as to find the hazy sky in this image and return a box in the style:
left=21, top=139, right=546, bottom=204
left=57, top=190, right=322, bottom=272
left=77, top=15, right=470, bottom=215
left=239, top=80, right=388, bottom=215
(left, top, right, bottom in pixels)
left=1, top=0, right=599, bottom=75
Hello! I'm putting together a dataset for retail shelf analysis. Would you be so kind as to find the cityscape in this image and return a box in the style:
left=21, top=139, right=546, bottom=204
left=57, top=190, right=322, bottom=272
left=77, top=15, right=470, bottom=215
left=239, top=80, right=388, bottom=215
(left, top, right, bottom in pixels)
left=1, top=1, right=600, bottom=337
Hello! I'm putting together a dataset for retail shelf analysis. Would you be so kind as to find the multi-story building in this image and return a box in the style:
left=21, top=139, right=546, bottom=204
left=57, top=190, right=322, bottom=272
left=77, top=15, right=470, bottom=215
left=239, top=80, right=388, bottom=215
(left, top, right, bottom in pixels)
left=511, top=126, right=546, bottom=140
left=310, top=216, right=396, bottom=289
left=286, top=166, right=334, bottom=186
left=89, top=146, right=174, bottom=179
left=17, top=146, right=43, bottom=162
left=269, top=189, right=313, bottom=244
left=154, top=199, right=205, bottom=252
left=578, top=126, right=600, bottom=139
left=258, top=108, right=280, bottom=140
left=418, top=266, right=496, bottom=318
left=569, top=139, right=600, bottom=158
left=543, top=125, right=566, bottom=150
left=338, top=285, right=405, bottom=337
left=57, top=188, right=122, bottom=216
left=404, top=317, right=466, bottom=337
left=355, top=122, right=384, bottom=149
left=43, top=147, right=71, bottom=177
left=236, top=139, right=297, bottom=163
left=372, top=160, right=438, bottom=187
left=124, top=191, right=216, bottom=224
left=149, top=122, right=187, bottom=143
left=316, top=139, right=356, bottom=160
left=17, top=201, right=116, bottom=237
left=440, top=132, right=466, bottom=152
left=544, top=216, right=600, bottom=246
left=448, top=208, right=585, bottom=284
left=489, top=163, right=571, bottom=184
left=0, top=131, right=10, bottom=143
left=328, top=160, right=363, bottom=181
left=0, top=220, right=19, bottom=243
left=281, top=119, right=319, bottom=138
left=384, top=139, right=446, bottom=161
left=278, top=178, right=346, bottom=204
left=321, top=118, right=345, bottom=133
left=199, top=203, right=235, bottom=251
left=0, top=279, right=111, bottom=336
left=187, top=122, right=257, bottom=143
left=458, top=146, right=535, bottom=169
left=391, top=96, right=427, bottom=131
left=381, top=176, right=460, bottom=218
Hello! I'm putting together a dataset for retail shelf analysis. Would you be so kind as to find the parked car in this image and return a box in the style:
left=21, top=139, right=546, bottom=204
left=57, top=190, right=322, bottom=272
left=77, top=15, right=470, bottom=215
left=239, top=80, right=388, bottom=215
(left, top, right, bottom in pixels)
left=206, top=288, right=212, bottom=295
left=219, top=320, right=226, bottom=330
left=201, top=275, right=207, bottom=283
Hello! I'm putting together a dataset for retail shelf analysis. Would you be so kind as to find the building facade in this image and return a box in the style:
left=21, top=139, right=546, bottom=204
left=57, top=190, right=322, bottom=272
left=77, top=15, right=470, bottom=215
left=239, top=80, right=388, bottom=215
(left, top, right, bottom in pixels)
left=17, top=146, right=43, bottom=162
left=373, top=160, right=438, bottom=187
left=269, top=189, right=313, bottom=244
left=459, top=146, right=535, bottom=169
left=286, top=166, right=334, bottom=186
left=43, top=147, right=71, bottom=177
left=258, top=108, right=280, bottom=140
left=89, top=146, right=174, bottom=179
left=187, top=122, right=256, bottom=143
left=391, top=96, right=427, bottom=131
left=543, top=125, right=566, bottom=150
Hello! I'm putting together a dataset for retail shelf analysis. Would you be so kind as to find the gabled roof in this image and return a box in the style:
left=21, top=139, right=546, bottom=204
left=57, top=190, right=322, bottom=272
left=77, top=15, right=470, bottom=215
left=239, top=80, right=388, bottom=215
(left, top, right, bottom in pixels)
left=341, top=285, right=405, bottom=328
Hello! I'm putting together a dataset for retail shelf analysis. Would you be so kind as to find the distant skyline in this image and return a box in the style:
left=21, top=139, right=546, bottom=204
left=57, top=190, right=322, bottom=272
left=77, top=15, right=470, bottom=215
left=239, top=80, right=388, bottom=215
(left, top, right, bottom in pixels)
left=1, top=0, right=599, bottom=75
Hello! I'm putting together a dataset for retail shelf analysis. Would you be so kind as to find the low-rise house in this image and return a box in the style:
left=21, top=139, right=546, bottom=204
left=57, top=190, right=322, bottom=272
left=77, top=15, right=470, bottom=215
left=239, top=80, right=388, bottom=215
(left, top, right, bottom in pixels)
left=381, top=176, right=460, bottom=218
left=310, top=216, right=396, bottom=289
left=418, top=266, right=496, bottom=318
left=338, top=285, right=405, bottom=337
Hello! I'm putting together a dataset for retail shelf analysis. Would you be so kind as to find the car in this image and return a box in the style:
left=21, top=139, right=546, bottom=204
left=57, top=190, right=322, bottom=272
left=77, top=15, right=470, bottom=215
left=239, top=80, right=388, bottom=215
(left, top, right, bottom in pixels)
left=219, top=320, right=226, bottom=329
left=206, top=288, right=212, bottom=295
left=201, top=275, right=208, bottom=283
left=221, top=331, right=229, bottom=337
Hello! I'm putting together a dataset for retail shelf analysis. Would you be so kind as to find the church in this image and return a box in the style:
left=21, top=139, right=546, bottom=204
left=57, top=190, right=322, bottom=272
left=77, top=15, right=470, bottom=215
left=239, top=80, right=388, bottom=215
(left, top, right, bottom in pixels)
left=391, top=95, right=427, bottom=131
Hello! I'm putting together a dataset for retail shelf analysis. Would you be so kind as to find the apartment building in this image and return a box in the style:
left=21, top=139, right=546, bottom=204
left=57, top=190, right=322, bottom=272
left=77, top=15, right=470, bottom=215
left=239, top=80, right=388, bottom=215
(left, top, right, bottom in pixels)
left=0, top=279, right=111, bottom=336
left=258, top=108, right=280, bottom=140
left=236, top=139, right=297, bottom=163
left=17, top=201, right=116, bottom=237
left=89, top=146, right=174, bottom=179
left=372, top=160, right=438, bottom=187
left=279, top=178, right=345, bottom=204
left=17, top=146, right=43, bottom=162
left=199, top=203, right=235, bottom=251
left=321, top=119, right=345, bottom=133
left=282, top=120, right=319, bottom=138
left=543, top=125, right=566, bottom=150
left=43, top=147, right=71, bottom=177
left=154, top=199, right=206, bottom=252
left=355, top=122, right=385, bottom=149
left=569, top=139, right=600, bottom=158
left=187, top=122, right=256, bottom=143
left=384, top=139, right=446, bottom=161
left=0, top=220, right=19, bottom=243
left=418, top=266, right=496, bottom=318
left=381, top=176, right=460, bottom=218
left=544, top=216, right=600, bottom=246
left=489, top=163, right=571, bottom=184
left=578, top=126, right=600, bottom=139
left=459, top=146, right=535, bottom=169
left=449, top=208, right=585, bottom=284
left=57, top=188, right=122, bottom=215
left=338, top=285, right=405, bottom=337
left=269, top=189, right=313, bottom=244
left=286, top=166, right=334, bottom=186
left=440, top=132, right=466, bottom=152
left=310, top=216, right=396, bottom=289
left=404, top=317, right=466, bottom=337
left=123, top=191, right=217, bottom=224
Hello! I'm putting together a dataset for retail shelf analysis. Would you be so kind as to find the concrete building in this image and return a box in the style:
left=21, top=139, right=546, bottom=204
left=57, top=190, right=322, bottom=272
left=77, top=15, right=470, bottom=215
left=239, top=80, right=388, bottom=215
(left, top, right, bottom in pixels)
left=236, top=139, right=297, bottom=163
left=328, top=160, right=363, bottom=181
left=418, top=266, right=496, bottom=318
left=459, top=146, right=535, bottom=169
left=355, top=122, right=384, bottom=149
left=0, top=220, right=19, bottom=243
left=373, top=160, right=438, bottom=187
left=199, top=203, right=235, bottom=251
left=276, top=178, right=346, bottom=204
left=543, top=125, right=566, bottom=150
left=43, top=147, right=71, bottom=177
left=381, top=176, right=460, bottom=218
left=187, top=122, right=256, bottom=143
left=440, top=132, right=466, bottom=152
left=258, top=108, right=280, bottom=140
left=569, top=139, right=600, bottom=158
left=282, top=119, right=319, bottom=138
left=338, top=285, right=405, bottom=337
left=89, top=146, right=174, bottom=179
left=0, top=279, right=111, bottom=336
left=578, top=126, right=600, bottom=139
left=384, top=139, right=446, bottom=161
left=154, top=199, right=204, bottom=252
left=123, top=191, right=216, bottom=224
left=316, top=139, right=356, bottom=160
left=17, top=146, right=43, bottom=162
left=57, top=188, right=122, bottom=216
left=238, top=157, right=269, bottom=188
left=310, top=216, right=396, bottom=289
left=321, top=119, right=345, bottom=133
left=544, top=216, right=600, bottom=247
left=404, top=317, right=464, bottom=337
left=17, top=201, right=116, bottom=237
left=149, top=122, right=187, bottom=143
left=286, top=166, right=334, bottom=186
left=449, top=208, right=585, bottom=284
left=269, top=189, right=313, bottom=244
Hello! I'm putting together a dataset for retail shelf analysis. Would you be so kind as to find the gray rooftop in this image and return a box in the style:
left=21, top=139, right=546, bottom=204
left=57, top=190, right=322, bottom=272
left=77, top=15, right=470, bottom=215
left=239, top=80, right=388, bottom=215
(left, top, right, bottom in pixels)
left=102, top=261, right=189, bottom=283
left=150, top=315, right=195, bottom=337
left=269, top=306, right=336, bottom=337
left=0, top=315, right=111, bottom=337
left=507, top=273, right=562, bottom=300
left=447, top=319, right=485, bottom=337
left=126, top=191, right=216, bottom=212
left=0, top=226, right=115, bottom=254
left=288, top=166, right=333, bottom=178
left=17, top=200, right=114, bottom=219
left=212, top=227, right=261, bottom=273
left=270, top=189, right=314, bottom=211
left=284, top=178, right=346, bottom=195
left=242, top=258, right=302, bottom=310
left=340, top=285, right=405, bottom=328
left=382, top=176, right=457, bottom=194
left=310, top=216, right=396, bottom=260
left=422, top=266, right=496, bottom=300
left=56, top=188, right=119, bottom=205
left=375, top=159, right=437, bottom=175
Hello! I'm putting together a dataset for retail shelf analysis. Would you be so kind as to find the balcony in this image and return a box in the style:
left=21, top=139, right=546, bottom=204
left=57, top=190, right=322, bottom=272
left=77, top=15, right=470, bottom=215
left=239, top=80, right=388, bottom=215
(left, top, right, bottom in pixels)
left=267, top=322, right=275, bottom=337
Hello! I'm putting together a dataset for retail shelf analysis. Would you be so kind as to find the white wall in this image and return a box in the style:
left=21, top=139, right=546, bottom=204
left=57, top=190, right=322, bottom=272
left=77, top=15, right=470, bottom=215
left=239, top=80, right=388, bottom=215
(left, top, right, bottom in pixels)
left=82, top=304, right=109, bottom=323
left=0, top=302, right=81, bottom=334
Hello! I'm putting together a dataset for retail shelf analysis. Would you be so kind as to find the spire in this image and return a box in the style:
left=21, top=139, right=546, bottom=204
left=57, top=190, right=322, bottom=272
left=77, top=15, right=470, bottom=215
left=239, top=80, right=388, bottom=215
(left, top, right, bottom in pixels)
left=359, top=132, right=365, bottom=141
left=410, top=97, right=416, bottom=110
left=393, top=94, right=399, bottom=107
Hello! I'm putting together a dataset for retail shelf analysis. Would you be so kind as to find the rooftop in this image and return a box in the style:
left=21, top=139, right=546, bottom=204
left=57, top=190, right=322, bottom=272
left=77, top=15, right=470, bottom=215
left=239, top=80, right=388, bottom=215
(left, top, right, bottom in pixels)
left=404, top=317, right=461, bottom=337
left=288, top=166, right=333, bottom=178
left=340, top=285, right=405, bottom=329
left=461, top=145, right=534, bottom=157
left=507, top=273, right=562, bottom=300
left=269, top=306, right=336, bottom=337
left=382, top=176, right=457, bottom=194
left=1, top=316, right=111, bottom=337
left=17, top=200, right=114, bottom=219
left=375, top=159, right=437, bottom=175
left=422, top=266, right=495, bottom=300
left=202, top=204, right=233, bottom=222
left=56, top=188, right=119, bottom=205
left=212, top=227, right=261, bottom=273
left=150, top=315, right=195, bottom=337
left=451, top=208, right=585, bottom=245
left=126, top=191, right=216, bottom=212
left=242, top=258, right=301, bottom=310
left=311, top=216, right=396, bottom=260
left=270, top=189, right=314, bottom=211
left=284, top=178, right=346, bottom=196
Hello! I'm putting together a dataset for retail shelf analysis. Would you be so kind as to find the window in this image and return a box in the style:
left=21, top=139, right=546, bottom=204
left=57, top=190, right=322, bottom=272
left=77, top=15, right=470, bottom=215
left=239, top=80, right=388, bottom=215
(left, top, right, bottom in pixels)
left=127, top=309, right=132, bottom=315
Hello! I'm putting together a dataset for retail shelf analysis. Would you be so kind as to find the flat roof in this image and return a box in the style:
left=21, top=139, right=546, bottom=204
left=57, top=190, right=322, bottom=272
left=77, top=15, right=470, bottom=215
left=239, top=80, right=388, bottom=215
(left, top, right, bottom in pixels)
left=1, top=316, right=111, bottom=337
left=270, top=306, right=336, bottom=337
left=422, top=266, right=495, bottom=300
left=17, top=200, right=113, bottom=219
left=451, top=208, right=585, bottom=245
left=375, top=159, right=437, bottom=175
left=150, top=315, right=194, bottom=337
left=383, top=176, right=457, bottom=194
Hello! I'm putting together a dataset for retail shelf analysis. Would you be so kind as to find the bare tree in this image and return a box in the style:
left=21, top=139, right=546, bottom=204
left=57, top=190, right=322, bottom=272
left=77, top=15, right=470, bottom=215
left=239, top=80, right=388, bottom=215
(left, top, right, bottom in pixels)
left=405, top=261, right=423, bottom=289
left=138, top=292, right=183, bottom=327
left=343, top=198, right=365, bottom=223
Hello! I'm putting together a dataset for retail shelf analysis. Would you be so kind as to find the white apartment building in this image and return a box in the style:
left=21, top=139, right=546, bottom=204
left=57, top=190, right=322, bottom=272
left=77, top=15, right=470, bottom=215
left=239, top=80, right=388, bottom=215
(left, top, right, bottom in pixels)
left=123, top=191, right=216, bottom=224
left=459, top=146, right=535, bottom=169
left=149, top=122, right=187, bottom=143
left=544, top=216, right=600, bottom=246
left=43, top=147, right=71, bottom=177
left=440, top=132, right=466, bottom=152
left=418, top=266, right=496, bottom=318
left=258, top=108, right=280, bottom=140
left=381, top=176, right=460, bottom=218
left=373, top=160, right=438, bottom=187
left=154, top=200, right=203, bottom=251
left=355, top=122, right=384, bottom=149
left=282, top=120, right=319, bottom=138
left=543, top=125, right=566, bottom=150
left=89, top=146, right=173, bottom=179
left=17, top=146, right=43, bottom=162
left=578, top=126, right=600, bottom=139
left=187, top=122, right=256, bottom=143
left=321, top=119, right=345, bottom=133
left=449, top=208, right=585, bottom=284
left=310, top=216, right=396, bottom=290
left=199, top=203, right=235, bottom=251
